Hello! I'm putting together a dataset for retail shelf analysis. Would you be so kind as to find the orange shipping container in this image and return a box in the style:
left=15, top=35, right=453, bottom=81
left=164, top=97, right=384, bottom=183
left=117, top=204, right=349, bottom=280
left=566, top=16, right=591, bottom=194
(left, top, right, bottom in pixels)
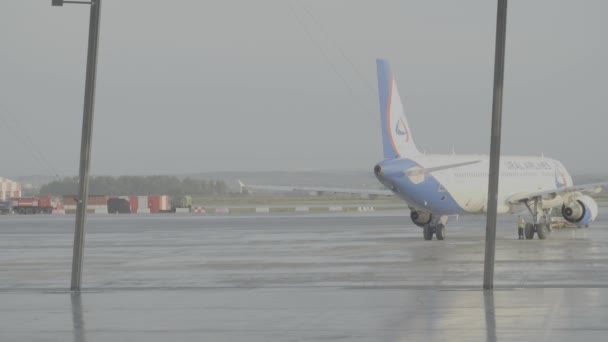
left=148, top=195, right=170, bottom=213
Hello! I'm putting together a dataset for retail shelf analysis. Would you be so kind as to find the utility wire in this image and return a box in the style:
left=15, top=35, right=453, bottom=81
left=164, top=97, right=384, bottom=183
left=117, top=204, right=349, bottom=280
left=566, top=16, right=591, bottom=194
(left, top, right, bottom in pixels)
left=0, top=105, right=61, bottom=179
left=286, top=0, right=377, bottom=118
left=297, top=2, right=377, bottom=95
left=0, top=111, right=60, bottom=179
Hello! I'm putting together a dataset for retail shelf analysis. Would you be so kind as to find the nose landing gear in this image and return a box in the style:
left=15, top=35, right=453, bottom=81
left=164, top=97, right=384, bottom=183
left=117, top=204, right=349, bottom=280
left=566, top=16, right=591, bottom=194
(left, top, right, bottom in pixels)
left=522, top=197, right=552, bottom=240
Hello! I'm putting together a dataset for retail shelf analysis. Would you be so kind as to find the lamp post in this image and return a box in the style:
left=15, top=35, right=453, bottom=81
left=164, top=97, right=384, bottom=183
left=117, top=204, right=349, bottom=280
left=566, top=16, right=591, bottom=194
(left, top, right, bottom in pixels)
left=483, top=0, right=508, bottom=290
left=52, top=0, right=102, bottom=291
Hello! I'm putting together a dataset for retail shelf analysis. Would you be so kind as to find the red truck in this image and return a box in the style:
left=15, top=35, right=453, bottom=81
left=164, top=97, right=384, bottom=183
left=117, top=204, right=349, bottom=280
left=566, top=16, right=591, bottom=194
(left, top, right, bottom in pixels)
left=10, top=196, right=62, bottom=214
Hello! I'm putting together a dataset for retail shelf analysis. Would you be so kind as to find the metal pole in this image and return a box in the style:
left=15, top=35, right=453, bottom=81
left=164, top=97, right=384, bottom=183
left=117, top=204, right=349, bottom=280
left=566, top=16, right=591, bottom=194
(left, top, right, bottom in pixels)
left=71, top=0, right=101, bottom=291
left=483, top=0, right=508, bottom=290
left=70, top=293, right=87, bottom=342
left=483, top=290, right=497, bottom=342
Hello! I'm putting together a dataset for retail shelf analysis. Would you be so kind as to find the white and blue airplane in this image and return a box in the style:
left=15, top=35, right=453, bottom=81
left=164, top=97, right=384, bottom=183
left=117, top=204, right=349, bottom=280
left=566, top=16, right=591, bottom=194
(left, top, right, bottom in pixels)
left=242, top=59, right=607, bottom=240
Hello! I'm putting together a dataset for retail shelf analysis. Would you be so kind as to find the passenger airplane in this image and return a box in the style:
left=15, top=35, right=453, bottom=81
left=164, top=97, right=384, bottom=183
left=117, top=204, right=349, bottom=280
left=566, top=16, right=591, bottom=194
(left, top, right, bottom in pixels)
left=241, top=59, right=607, bottom=240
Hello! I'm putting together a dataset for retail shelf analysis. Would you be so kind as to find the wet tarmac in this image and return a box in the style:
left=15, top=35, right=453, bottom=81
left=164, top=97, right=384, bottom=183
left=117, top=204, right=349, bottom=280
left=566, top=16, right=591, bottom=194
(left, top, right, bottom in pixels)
left=2, top=210, right=608, bottom=341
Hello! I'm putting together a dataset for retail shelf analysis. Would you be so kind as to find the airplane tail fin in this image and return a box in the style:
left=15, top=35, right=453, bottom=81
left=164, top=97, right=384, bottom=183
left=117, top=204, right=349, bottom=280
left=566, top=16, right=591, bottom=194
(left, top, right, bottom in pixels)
left=376, top=59, right=420, bottom=159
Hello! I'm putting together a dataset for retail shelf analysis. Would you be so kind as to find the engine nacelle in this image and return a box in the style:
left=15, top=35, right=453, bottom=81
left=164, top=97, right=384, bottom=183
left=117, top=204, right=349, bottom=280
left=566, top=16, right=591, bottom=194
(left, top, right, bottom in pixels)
left=561, top=195, right=598, bottom=226
left=410, top=210, right=432, bottom=227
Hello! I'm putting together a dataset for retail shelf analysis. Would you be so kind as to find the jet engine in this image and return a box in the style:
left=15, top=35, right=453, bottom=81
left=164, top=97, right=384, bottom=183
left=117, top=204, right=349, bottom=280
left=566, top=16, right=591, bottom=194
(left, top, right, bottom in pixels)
left=561, top=195, right=598, bottom=226
left=410, top=210, right=432, bottom=227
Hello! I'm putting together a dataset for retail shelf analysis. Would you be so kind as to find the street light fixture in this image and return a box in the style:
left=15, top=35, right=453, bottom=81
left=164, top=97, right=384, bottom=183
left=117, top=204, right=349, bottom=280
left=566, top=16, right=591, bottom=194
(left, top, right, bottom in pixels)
left=53, top=0, right=94, bottom=6
left=52, top=0, right=102, bottom=291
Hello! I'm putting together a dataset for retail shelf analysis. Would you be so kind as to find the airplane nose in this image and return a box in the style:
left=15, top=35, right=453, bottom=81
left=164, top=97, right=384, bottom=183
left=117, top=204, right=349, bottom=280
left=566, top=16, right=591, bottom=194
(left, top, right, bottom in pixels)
left=374, top=164, right=383, bottom=176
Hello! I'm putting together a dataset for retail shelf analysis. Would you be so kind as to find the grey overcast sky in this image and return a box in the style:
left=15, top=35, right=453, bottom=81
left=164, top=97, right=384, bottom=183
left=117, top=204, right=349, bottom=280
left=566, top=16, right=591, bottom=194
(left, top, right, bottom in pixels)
left=0, top=0, right=606, bottom=176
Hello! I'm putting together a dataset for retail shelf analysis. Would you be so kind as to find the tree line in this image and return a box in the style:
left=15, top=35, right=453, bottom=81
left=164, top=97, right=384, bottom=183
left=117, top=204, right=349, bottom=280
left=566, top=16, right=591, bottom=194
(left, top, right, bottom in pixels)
left=38, top=176, right=229, bottom=196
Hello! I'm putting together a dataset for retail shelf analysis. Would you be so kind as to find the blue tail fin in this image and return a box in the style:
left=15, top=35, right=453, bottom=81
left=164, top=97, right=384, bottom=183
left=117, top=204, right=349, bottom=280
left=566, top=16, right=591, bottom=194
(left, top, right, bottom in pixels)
left=376, top=59, right=420, bottom=159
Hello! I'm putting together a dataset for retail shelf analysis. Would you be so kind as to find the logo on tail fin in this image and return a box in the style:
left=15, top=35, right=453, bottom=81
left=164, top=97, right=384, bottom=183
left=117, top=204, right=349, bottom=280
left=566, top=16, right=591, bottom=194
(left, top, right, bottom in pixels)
left=395, top=119, right=410, bottom=142
left=377, top=58, right=420, bottom=159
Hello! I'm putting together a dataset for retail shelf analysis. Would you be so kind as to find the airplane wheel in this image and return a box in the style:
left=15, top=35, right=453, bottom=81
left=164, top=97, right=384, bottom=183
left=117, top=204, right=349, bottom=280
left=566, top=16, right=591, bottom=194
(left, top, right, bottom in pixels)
left=524, top=223, right=534, bottom=240
left=423, top=225, right=433, bottom=240
left=536, top=223, right=548, bottom=240
left=435, top=224, right=445, bottom=240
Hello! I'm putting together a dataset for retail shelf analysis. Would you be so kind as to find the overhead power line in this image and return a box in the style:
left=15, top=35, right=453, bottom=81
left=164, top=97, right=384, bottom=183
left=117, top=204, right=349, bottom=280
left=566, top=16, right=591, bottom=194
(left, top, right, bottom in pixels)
left=0, top=105, right=61, bottom=179
left=286, top=0, right=377, bottom=118
left=297, top=2, right=377, bottom=94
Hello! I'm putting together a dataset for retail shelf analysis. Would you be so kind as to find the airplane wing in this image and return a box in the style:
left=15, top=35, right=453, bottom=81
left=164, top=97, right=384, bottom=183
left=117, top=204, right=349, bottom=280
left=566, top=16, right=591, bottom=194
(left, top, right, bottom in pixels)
left=507, top=182, right=608, bottom=204
left=238, top=180, right=394, bottom=197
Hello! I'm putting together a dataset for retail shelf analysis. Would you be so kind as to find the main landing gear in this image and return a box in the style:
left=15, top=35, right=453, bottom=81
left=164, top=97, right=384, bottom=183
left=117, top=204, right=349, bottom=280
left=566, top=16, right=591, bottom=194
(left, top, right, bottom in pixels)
left=423, top=223, right=446, bottom=241
left=411, top=209, right=447, bottom=241
left=522, top=197, right=552, bottom=240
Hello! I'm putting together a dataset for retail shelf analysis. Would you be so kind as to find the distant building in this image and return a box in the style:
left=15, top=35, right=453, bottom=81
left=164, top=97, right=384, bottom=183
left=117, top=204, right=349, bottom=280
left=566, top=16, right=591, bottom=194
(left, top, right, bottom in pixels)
left=0, top=177, right=22, bottom=200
